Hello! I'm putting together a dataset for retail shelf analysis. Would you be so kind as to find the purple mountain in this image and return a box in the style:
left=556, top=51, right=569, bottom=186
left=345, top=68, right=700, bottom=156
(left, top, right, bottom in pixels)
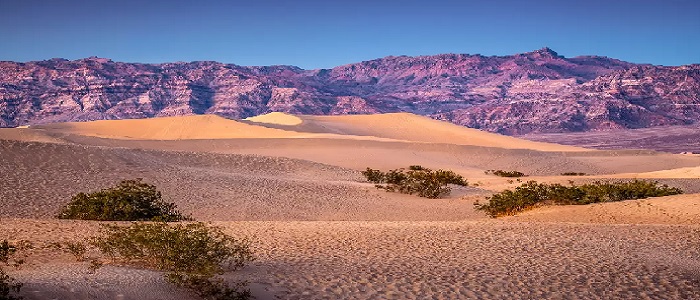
left=1, top=48, right=698, bottom=134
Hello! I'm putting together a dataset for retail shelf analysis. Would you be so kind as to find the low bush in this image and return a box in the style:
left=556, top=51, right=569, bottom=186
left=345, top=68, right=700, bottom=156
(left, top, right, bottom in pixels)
left=475, top=179, right=683, bottom=217
left=1, top=240, right=30, bottom=300
left=57, top=179, right=189, bottom=221
left=484, top=170, right=526, bottom=178
left=561, top=172, right=586, bottom=176
left=362, top=166, right=467, bottom=199
left=92, top=222, right=254, bottom=300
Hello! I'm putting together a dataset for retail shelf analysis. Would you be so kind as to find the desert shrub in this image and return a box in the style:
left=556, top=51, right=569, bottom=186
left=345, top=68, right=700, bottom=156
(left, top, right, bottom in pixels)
left=57, top=179, right=189, bottom=221
left=561, top=172, right=586, bottom=176
left=362, top=166, right=467, bottom=199
left=65, top=242, right=87, bottom=261
left=475, top=179, right=683, bottom=217
left=1, top=240, right=30, bottom=300
left=576, top=180, right=683, bottom=204
left=362, top=168, right=385, bottom=183
left=484, top=170, right=526, bottom=177
left=92, top=222, right=253, bottom=300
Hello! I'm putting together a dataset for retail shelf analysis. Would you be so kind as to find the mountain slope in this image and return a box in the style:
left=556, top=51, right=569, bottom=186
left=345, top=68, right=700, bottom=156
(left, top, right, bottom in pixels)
left=1, top=48, right=698, bottom=134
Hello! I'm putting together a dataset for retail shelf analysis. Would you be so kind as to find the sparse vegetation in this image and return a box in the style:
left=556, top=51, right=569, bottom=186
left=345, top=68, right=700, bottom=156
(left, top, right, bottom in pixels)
left=1, top=240, right=31, bottom=300
left=561, top=172, right=586, bottom=176
left=362, top=166, right=467, bottom=199
left=484, top=170, right=526, bottom=178
left=91, top=222, right=254, bottom=300
left=57, top=179, right=189, bottom=221
left=475, top=180, right=684, bottom=217
left=65, top=242, right=87, bottom=262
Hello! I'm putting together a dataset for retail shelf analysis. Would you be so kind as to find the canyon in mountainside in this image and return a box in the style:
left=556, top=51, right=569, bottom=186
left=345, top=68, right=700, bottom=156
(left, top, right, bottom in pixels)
left=1, top=48, right=698, bottom=138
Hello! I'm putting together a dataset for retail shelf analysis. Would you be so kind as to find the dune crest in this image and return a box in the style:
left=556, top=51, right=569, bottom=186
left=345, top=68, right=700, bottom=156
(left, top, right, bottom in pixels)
left=245, top=112, right=303, bottom=125
left=32, top=115, right=303, bottom=140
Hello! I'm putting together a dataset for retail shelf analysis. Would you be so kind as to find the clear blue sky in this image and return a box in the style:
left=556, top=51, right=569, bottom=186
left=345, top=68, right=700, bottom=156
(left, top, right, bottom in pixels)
left=1, top=0, right=698, bottom=69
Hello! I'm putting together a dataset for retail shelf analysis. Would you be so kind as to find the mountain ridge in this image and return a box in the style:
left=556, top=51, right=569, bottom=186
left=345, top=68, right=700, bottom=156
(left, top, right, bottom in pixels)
left=1, top=48, right=698, bottom=134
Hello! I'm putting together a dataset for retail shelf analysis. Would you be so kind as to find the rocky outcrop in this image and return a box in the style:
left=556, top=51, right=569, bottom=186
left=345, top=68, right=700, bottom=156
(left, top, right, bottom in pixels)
left=1, top=49, right=698, bottom=134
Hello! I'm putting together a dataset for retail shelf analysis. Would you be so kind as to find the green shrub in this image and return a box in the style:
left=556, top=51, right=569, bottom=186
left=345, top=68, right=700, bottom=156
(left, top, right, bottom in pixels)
left=475, top=179, right=683, bottom=217
left=362, top=168, right=385, bottom=183
left=362, top=166, right=467, bottom=199
left=1, top=240, right=28, bottom=300
left=92, top=222, right=253, bottom=300
left=57, top=179, right=189, bottom=221
left=561, top=172, right=586, bottom=176
left=484, top=170, right=526, bottom=177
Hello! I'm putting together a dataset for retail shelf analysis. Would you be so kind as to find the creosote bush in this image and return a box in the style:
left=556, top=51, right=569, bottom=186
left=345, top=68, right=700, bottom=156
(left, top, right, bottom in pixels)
left=57, top=179, right=189, bottom=221
left=92, top=222, right=254, bottom=300
left=475, top=179, right=684, bottom=217
left=484, top=169, right=526, bottom=178
left=1, top=240, right=30, bottom=300
left=362, top=166, right=468, bottom=199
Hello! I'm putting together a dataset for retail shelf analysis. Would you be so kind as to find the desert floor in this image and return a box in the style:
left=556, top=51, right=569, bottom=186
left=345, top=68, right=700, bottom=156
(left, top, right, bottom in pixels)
left=1, top=113, right=699, bottom=299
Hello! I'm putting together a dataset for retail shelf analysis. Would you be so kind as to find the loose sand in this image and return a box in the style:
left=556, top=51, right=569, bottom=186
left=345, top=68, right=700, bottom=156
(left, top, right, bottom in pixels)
left=1, top=113, right=699, bottom=299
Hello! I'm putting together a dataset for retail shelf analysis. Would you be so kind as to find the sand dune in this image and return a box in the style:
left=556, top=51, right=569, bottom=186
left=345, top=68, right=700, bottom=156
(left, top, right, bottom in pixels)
left=24, top=114, right=409, bottom=142
left=247, top=112, right=588, bottom=151
left=0, top=139, right=485, bottom=221
left=3, top=219, right=700, bottom=299
left=2, top=113, right=700, bottom=299
left=9, top=112, right=589, bottom=151
left=510, top=193, right=700, bottom=225
left=41, top=135, right=700, bottom=179
left=31, top=115, right=305, bottom=140
left=0, top=128, right=65, bottom=143
left=245, top=112, right=303, bottom=125
left=608, top=166, right=700, bottom=179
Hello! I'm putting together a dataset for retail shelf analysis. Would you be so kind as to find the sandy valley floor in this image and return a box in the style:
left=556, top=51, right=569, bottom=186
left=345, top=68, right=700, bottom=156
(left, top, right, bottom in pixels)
left=1, top=113, right=699, bottom=299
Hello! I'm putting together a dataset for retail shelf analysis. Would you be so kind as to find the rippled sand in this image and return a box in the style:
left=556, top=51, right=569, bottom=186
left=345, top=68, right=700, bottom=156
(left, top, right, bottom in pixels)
left=1, top=113, right=699, bottom=299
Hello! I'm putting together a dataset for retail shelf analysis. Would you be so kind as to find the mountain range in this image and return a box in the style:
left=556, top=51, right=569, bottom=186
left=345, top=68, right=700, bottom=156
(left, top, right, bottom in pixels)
left=1, top=48, right=698, bottom=134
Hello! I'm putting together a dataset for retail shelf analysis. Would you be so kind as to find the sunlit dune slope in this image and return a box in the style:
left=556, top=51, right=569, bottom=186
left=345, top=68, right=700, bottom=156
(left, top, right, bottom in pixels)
left=608, top=166, right=700, bottom=179
left=510, top=193, right=700, bottom=225
left=245, top=112, right=303, bottom=125
left=31, top=115, right=304, bottom=140
left=247, top=112, right=588, bottom=152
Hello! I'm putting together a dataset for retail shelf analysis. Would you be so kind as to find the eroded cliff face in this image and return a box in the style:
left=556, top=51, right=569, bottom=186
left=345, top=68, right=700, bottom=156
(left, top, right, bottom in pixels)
left=1, top=48, right=698, bottom=134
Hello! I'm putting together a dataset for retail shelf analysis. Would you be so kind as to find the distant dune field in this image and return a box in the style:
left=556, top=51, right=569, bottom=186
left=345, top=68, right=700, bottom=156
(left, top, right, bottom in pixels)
left=521, top=124, right=700, bottom=153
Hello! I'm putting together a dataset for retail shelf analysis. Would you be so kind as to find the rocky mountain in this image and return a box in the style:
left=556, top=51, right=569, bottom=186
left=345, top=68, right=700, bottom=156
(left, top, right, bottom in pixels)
left=1, top=48, right=698, bottom=134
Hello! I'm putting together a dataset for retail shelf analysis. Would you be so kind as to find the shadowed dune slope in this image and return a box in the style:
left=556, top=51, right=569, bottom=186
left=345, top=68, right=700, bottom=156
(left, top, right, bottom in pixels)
left=0, top=139, right=484, bottom=221
left=47, top=134, right=700, bottom=177
left=0, top=128, right=65, bottom=143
